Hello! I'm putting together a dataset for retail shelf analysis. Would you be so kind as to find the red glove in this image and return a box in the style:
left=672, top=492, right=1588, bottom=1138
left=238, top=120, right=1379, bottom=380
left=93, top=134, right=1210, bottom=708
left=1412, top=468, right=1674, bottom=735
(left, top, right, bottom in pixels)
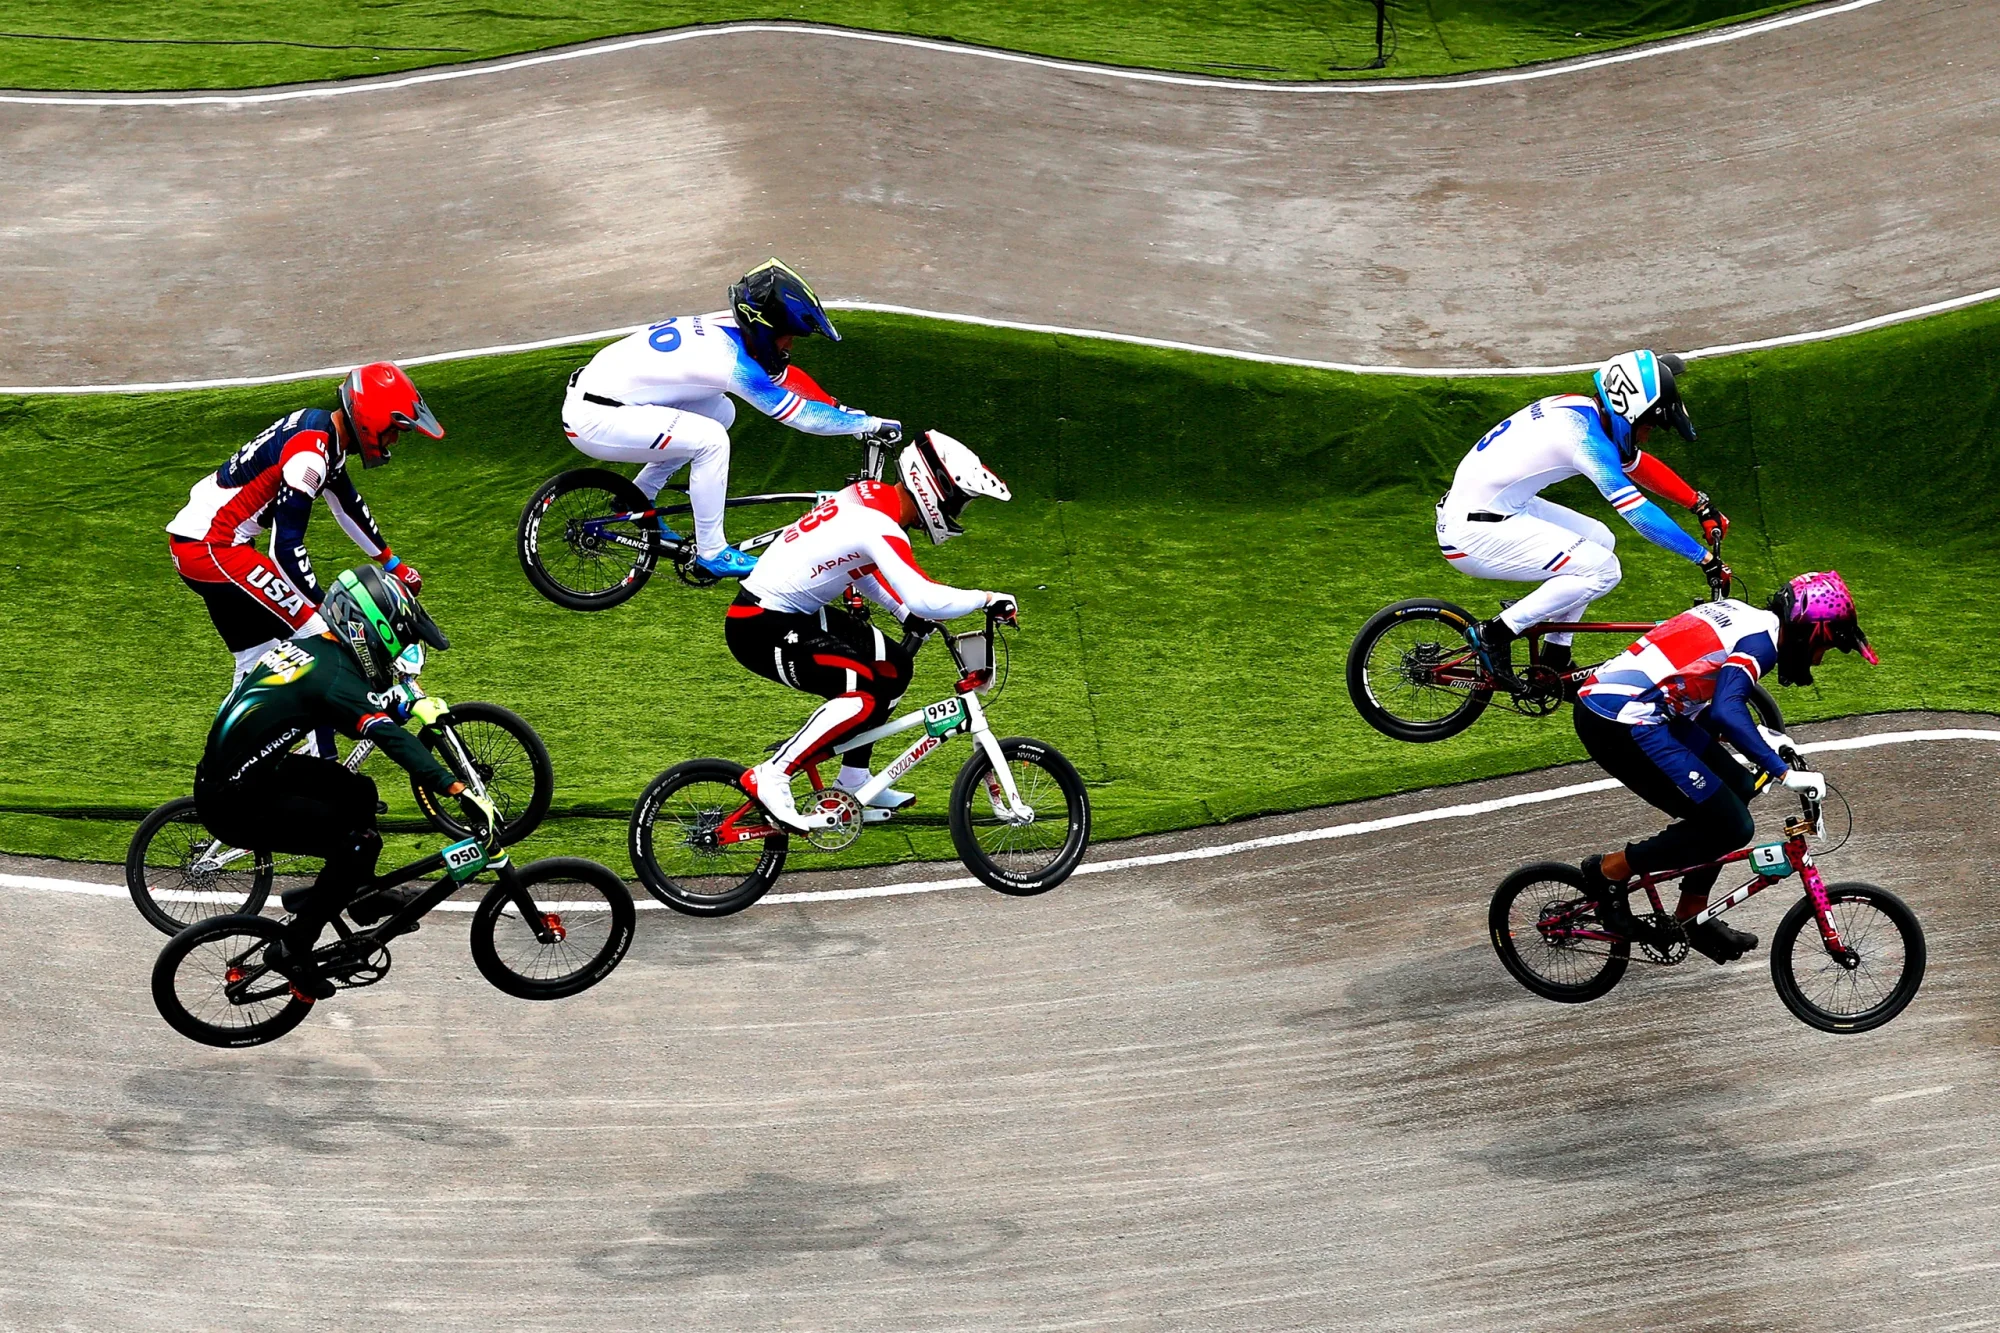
left=381, top=552, right=423, bottom=596
left=1692, top=493, right=1729, bottom=549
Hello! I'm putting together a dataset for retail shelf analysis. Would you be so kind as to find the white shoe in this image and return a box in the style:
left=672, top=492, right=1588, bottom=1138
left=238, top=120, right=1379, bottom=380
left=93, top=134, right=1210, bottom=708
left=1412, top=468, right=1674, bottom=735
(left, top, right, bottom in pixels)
left=740, top=763, right=811, bottom=833
left=834, top=773, right=916, bottom=810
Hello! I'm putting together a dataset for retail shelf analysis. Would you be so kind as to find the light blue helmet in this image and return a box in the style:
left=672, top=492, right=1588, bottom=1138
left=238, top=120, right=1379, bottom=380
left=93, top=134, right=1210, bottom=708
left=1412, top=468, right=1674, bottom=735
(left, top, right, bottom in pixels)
left=1594, top=350, right=1695, bottom=442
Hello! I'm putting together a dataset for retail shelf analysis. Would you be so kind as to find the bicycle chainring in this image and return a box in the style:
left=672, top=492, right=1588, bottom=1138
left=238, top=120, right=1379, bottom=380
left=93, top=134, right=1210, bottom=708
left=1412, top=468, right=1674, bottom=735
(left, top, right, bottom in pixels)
left=323, top=941, right=393, bottom=989
left=1635, top=914, right=1689, bottom=966
left=803, top=788, right=865, bottom=852
left=675, top=556, right=721, bottom=589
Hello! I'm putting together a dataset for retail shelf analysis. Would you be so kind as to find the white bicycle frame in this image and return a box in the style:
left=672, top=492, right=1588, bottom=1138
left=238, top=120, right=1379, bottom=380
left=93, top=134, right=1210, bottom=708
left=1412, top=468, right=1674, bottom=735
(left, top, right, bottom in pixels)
left=831, top=688, right=1034, bottom=825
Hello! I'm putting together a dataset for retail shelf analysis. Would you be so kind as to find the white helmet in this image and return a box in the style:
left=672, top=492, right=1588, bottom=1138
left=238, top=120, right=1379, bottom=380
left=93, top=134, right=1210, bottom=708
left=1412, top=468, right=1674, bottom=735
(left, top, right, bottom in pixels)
left=898, top=431, right=1010, bottom=545
left=1593, top=349, right=1695, bottom=442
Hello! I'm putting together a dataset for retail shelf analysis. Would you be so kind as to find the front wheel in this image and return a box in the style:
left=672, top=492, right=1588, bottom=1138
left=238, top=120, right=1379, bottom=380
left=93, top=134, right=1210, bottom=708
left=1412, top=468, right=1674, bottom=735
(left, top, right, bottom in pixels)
left=152, top=914, right=315, bottom=1047
left=949, top=738, right=1091, bottom=896
left=1346, top=599, right=1494, bottom=743
left=1747, top=682, right=1784, bottom=733
left=470, top=858, right=636, bottom=1000
left=629, top=759, right=790, bottom=916
left=411, top=702, right=555, bottom=847
left=518, top=468, right=659, bottom=611
left=1770, top=883, right=1925, bottom=1033
left=1489, top=862, right=1631, bottom=1003
left=126, top=797, right=273, bottom=935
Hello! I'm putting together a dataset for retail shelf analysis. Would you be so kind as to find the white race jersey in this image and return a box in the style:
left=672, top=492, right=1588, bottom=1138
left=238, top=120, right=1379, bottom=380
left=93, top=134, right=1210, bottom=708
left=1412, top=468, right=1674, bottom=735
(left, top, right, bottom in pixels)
left=575, top=312, right=875, bottom=436
left=742, top=481, right=988, bottom=622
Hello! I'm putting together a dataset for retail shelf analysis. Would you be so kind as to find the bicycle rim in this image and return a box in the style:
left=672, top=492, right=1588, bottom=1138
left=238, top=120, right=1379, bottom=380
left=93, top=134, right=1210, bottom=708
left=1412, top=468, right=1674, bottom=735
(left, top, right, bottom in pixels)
left=155, top=919, right=313, bottom=1047
left=131, top=805, right=272, bottom=934
left=951, top=741, right=1089, bottom=894
left=532, top=483, right=654, bottom=602
left=472, top=860, right=634, bottom=1000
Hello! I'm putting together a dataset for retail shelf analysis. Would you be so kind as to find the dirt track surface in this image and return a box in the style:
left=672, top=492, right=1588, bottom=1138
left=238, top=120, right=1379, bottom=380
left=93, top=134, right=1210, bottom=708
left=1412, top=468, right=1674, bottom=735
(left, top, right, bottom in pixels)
left=5, top=712, right=1997, bottom=1328
left=6, top=1, right=1999, bottom=386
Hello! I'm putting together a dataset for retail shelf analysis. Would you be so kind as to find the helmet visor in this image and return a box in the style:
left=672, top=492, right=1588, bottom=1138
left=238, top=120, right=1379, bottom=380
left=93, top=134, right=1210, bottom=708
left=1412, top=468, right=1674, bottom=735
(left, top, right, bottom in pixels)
left=391, top=394, right=444, bottom=441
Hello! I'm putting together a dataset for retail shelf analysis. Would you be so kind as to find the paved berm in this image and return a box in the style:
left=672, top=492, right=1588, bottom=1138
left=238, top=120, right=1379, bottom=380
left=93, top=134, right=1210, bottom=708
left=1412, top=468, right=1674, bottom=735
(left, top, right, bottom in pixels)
left=3, top=712, right=1995, bottom=1328
left=5, top=0, right=1998, bottom=384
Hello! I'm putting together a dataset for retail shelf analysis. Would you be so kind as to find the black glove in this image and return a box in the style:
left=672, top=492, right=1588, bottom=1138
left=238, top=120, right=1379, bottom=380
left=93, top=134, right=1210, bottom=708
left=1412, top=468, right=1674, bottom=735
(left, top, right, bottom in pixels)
left=987, top=595, right=1019, bottom=626
left=1692, top=492, right=1729, bottom=549
left=1700, top=553, right=1733, bottom=599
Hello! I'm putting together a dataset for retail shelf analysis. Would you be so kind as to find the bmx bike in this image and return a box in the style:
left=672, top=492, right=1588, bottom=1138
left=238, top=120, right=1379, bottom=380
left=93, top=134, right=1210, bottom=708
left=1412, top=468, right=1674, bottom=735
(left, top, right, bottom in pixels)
left=125, top=689, right=553, bottom=936
left=1346, top=537, right=1781, bottom=742
left=152, top=832, right=635, bottom=1048
left=1488, top=755, right=1925, bottom=1033
left=517, top=436, right=896, bottom=611
left=628, top=606, right=1091, bottom=917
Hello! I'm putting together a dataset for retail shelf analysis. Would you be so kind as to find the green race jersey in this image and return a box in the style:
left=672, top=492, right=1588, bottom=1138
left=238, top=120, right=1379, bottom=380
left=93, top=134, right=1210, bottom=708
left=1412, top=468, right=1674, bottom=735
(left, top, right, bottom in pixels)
left=200, top=636, right=456, bottom=792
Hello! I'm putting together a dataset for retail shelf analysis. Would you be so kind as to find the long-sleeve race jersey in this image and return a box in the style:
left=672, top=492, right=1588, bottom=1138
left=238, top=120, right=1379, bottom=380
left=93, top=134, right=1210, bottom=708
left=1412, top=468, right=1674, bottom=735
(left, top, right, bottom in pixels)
left=741, top=481, right=989, bottom=622
left=1578, top=600, right=1786, bottom=773
left=166, top=407, right=389, bottom=603
left=200, top=635, right=456, bottom=791
left=1446, top=394, right=1706, bottom=563
left=576, top=312, right=882, bottom=437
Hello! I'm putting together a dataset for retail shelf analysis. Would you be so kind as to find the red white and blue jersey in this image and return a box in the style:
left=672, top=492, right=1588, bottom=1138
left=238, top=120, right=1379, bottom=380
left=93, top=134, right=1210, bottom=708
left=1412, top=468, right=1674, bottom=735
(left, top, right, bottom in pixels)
left=741, top=481, right=988, bottom=622
left=575, top=312, right=881, bottom=437
left=167, top=408, right=388, bottom=602
left=1579, top=600, right=1779, bottom=726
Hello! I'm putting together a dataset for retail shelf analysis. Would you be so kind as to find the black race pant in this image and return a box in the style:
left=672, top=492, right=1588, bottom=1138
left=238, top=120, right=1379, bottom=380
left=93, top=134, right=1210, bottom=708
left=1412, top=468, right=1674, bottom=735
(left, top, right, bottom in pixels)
left=195, top=754, right=383, bottom=950
left=725, top=596, right=913, bottom=767
left=1573, top=705, right=1756, bottom=900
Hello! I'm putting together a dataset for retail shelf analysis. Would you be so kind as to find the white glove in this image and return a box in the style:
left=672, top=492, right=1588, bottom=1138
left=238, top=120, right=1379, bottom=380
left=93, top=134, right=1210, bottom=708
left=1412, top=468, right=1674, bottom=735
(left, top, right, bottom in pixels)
left=1756, top=725, right=1797, bottom=757
left=1780, top=768, right=1827, bottom=801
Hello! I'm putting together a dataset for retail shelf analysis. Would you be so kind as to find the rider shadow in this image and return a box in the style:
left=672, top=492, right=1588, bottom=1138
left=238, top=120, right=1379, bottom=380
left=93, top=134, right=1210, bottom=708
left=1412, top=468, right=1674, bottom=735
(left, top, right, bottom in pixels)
left=1460, top=1081, right=1873, bottom=1194
left=655, top=910, right=879, bottom=968
left=1285, top=944, right=1522, bottom=1035
left=104, top=1061, right=506, bottom=1156
left=576, top=1172, right=1021, bottom=1281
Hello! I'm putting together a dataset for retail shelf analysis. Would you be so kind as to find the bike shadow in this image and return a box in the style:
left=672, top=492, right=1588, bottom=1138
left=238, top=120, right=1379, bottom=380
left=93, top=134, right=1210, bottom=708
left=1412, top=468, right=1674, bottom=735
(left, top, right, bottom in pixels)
left=647, top=908, right=880, bottom=968
left=104, top=1060, right=506, bottom=1155
left=577, top=1171, right=1021, bottom=1281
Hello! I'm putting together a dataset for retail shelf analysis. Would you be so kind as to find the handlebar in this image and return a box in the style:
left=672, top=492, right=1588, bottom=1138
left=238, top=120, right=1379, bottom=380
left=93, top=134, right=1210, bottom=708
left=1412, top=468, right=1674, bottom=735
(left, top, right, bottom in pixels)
left=1776, top=744, right=1826, bottom=836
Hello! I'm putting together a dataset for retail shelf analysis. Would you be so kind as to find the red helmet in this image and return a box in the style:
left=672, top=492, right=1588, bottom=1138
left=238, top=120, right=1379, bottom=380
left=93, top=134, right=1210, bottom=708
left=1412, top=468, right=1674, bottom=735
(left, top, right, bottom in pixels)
left=338, top=362, right=443, bottom=468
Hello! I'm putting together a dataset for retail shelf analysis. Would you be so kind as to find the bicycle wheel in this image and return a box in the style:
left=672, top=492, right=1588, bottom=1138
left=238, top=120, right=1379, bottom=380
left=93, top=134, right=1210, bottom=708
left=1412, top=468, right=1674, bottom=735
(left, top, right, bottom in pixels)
left=469, top=858, right=636, bottom=1000
left=1489, top=862, right=1630, bottom=1003
left=411, top=702, right=555, bottom=847
left=517, top=468, right=660, bottom=611
left=1770, top=883, right=1925, bottom=1033
left=1748, top=682, right=1785, bottom=733
left=152, top=914, right=315, bottom=1047
left=629, top=759, right=789, bottom=916
left=1346, top=599, right=1494, bottom=743
left=125, top=797, right=273, bottom=936
left=949, top=738, right=1092, bottom=896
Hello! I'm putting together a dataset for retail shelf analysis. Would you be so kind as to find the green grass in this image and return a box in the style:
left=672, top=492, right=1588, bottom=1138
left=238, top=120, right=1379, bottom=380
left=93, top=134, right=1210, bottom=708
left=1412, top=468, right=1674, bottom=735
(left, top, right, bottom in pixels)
left=0, top=1, right=1814, bottom=91
left=4, top=303, right=1996, bottom=868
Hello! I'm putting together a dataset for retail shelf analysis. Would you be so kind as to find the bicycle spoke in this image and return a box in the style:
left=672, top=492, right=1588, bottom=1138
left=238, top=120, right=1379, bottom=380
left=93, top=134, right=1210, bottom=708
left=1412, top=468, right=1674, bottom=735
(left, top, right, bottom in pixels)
left=1363, top=620, right=1483, bottom=725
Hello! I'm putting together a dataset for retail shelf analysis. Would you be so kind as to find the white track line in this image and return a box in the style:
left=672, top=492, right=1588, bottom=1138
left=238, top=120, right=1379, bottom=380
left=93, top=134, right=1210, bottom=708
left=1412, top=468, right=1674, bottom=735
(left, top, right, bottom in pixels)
left=0, top=1, right=1887, bottom=108
left=9, top=285, right=2000, bottom=397
left=11, top=727, right=1995, bottom=912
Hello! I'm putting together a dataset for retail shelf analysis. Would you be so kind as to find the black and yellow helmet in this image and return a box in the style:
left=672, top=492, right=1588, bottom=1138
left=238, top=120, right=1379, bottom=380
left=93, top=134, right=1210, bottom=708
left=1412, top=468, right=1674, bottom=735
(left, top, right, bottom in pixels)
left=728, top=258, right=840, bottom=375
left=320, top=565, right=449, bottom=688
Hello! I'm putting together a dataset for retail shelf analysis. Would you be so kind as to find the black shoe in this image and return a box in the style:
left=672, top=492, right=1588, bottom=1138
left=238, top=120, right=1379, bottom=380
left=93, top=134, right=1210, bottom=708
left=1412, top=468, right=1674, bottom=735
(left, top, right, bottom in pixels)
left=348, top=883, right=425, bottom=927
left=1581, top=855, right=1650, bottom=941
left=267, top=941, right=335, bottom=1001
left=1685, top=919, right=1758, bottom=964
left=1470, top=618, right=1523, bottom=691
left=1541, top=642, right=1575, bottom=676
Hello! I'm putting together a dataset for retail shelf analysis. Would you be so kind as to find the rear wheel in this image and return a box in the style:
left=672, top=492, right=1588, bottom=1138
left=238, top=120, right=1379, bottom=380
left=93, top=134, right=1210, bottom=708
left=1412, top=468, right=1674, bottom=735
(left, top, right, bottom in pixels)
left=470, top=858, right=636, bottom=1000
left=1347, top=599, right=1494, bottom=742
left=629, top=760, right=789, bottom=916
left=411, top=702, right=555, bottom=847
left=125, top=797, right=273, bottom=936
left=152, top=914, right=314, bottom=1047
left=1489, top=862, right=1630, bottom=1003
left=518, top=468, right=660, bottom=611
left=949, top=739, right=1091, bottom=896
left=1770, top=883, right=1924, bottom=1033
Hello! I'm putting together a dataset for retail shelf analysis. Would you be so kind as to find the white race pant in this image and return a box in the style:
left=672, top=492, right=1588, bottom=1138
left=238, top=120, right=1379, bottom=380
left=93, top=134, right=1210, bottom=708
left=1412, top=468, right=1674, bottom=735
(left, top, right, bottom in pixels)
left=1437, top=496, right=1621, bottom=646
left=562, top=390, right=736, bottom=557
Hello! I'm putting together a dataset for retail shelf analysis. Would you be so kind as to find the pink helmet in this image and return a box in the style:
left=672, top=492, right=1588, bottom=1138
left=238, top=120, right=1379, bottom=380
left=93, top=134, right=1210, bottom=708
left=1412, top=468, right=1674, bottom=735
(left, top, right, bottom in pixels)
left=1771, top=570, right=1877, bottom=685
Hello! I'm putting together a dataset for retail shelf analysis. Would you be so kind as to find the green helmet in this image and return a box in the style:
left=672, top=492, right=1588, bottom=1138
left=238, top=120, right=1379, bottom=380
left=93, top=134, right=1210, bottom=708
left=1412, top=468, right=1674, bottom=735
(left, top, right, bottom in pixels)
left=320, top=565, right=449, bottom=688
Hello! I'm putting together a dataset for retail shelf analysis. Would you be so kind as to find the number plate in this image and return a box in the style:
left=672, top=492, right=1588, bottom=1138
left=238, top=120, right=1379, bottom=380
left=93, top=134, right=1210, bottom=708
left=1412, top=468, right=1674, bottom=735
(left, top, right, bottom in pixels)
left=442, top=838, right=489, bottom=882
left=923, top=698, right=966, bottom=738
left=1748, top=842, right=1794, bottom=878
